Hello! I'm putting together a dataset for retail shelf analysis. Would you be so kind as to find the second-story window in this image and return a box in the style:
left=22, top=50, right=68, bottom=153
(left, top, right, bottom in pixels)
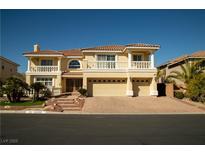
left=69, top=60, right=80, bottom=69
left=97, top=55, right=116, bottom=69
left=133, top=55, right=142, bottom=61
left=97, top=55, right=115, bottom=61
left=41, top=60, right=53, bottom=66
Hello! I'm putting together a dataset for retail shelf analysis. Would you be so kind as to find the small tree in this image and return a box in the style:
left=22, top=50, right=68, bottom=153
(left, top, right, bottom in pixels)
left=2, top=77, right=29, bottom=102
left=30, top=82, right=45, bottom=101
left=0, top=80, right=3, bottom=97
left=186, top=74, right=205, bottom=103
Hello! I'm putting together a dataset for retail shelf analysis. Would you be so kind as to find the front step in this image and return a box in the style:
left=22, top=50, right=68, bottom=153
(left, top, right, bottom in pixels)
left=63, top=106, right=82, bottom=111
left=59, top=103, right=79, bottom=107
left=46, top=95, right=84, bottom=112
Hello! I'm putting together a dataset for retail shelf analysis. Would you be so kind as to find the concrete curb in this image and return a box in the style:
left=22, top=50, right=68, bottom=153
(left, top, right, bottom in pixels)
left=1, top=110, right=205, bottom=115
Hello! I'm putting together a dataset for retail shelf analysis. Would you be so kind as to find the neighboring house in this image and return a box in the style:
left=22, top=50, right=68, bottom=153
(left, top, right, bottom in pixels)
left=23, top=43, right=160, bottom=96
left=157, top=50, right=205, bottom=86
left=0, top=56, right=20, bottom=82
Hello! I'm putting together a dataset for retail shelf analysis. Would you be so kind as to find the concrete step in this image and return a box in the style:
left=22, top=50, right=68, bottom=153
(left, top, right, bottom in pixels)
left=56, top=100, right=75, bottom=104
left=57, top=98, right=75, bottom=101
left=59, top=103, right=79, bottom=107
left=63, top=107, right=82, bottom=111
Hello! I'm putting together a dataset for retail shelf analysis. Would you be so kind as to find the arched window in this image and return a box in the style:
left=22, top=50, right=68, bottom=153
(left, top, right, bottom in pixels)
left=68, top=60, right=80, bottom=69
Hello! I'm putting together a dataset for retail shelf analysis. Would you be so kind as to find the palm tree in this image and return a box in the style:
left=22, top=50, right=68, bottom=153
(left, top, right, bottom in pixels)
left=167, top=60, right=205, bottom=89
left=157, top=69, right=175, bottom=83
left=30, top=82, right=45, bottom=101
left=2, top=77, right=29, bottom=102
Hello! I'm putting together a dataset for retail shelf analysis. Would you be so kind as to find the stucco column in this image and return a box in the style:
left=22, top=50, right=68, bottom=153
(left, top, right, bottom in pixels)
left=27, top=57, right=31, bottom=72
left=83, top=77, right=87, bottom=89
left=57, top=57, right=61, bottom=71
left=128, top=50, right=132, bottom=69
left=150, top=76, right=158, bottom=96
left=82, top=59, right=88, bottom=69
left=26, top=75, right=31, bottom=85
left=126, top=76, right=133, bottom=96
left=150, top=52, right=155, bottom=69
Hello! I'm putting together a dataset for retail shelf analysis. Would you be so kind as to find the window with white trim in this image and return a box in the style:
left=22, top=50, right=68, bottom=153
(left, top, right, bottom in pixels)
left=36, top=77, right=53, bottom=87
left=41, top=60, right=53, bottom=66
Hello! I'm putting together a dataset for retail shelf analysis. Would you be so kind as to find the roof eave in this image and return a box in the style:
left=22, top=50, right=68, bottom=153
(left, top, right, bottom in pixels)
left=23, top=54, right=63, bottom=57
left=81, top=50, right=123, bottom=53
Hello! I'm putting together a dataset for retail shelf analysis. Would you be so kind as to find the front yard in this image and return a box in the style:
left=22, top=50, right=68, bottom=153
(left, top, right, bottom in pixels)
left=0, top=101, right=45, bottom=106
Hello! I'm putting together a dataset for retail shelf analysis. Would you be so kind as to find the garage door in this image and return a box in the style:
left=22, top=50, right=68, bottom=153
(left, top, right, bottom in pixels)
left=133, top=79, right=151, bottom=96
left=88, top=79, right=127, bottom=96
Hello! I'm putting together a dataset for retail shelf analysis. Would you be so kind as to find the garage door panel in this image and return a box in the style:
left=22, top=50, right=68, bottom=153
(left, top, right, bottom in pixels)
left=93, top=83, right=126, bottom=96
left=88, top=79, right=126, bottom=96
left=133, top=79, right=151, bottom=96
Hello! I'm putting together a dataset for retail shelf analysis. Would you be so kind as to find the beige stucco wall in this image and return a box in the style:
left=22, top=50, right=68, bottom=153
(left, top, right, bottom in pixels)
left=0, top=58, right=18, bottom=82
left=30, top=57, right=59, bottom=67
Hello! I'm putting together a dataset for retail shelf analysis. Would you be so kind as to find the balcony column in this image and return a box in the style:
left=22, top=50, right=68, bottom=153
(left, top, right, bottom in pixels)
left=128, top=50, right=132, bottom=69
left=126, top=76, right=133, bottom=96
left=83, top=77, right=87, bottom=89
left=150, top=52, right=155, bottom=69
left=150, top=76, right=158, bottom=96
left=57, top=57, right=61, bottom=71
left=27, top=57, right=31, bottom=72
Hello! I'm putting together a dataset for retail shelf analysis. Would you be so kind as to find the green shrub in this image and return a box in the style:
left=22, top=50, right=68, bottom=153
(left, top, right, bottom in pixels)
left=78, top=88, right=87, bottom=96
left=40, top=88, right=52, bottom=100
left=0, top=80, right=3, bottom=97
left=174, top=91, right=184, bottom=99
left=186, top=74, right=205, bottom=103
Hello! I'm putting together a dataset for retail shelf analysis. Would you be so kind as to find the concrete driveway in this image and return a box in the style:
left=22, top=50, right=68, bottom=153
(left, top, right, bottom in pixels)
left=83, top=96, right=205, bottom=113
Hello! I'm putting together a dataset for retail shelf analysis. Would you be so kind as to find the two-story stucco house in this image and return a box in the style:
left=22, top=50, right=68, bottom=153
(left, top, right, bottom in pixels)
left=0, top=56, right=20, bottom=82
left=23, top=43, right=160, bottom=97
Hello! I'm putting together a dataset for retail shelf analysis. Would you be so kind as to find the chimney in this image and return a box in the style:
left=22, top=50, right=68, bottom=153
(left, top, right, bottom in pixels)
left=34, top=44, right=40, bottom=52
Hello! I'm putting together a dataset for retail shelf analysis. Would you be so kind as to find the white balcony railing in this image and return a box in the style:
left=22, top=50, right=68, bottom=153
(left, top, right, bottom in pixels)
left=131, top=61, right=151, bottom=69
left=30, top=66, right=58, bottom=72
left=87, top=61, right=152, bottom=69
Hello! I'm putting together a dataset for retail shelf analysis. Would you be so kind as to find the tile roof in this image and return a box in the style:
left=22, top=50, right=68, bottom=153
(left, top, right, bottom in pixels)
left=158, top=50, right=205, bottom=67
left=82, top=45, right=125, bottom=51
left=23, top=50, right=62, bottom=55
left=126, top=43, right=160, bottom=48
left=23, top=43, right=160, bottom=56
left=60, top=49, right=83, bottom=56
left=191, top=50, right=205, bottom=57
left=82, top=43, right=160, bottom=51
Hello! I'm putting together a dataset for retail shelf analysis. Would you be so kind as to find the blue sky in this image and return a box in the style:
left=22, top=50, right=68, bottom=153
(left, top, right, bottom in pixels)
left=1, top=9, right=205, bottom=72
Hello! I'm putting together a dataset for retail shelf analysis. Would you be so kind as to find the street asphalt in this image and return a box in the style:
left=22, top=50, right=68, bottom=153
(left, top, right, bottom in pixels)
left=0, top=113, right=205, bottom=145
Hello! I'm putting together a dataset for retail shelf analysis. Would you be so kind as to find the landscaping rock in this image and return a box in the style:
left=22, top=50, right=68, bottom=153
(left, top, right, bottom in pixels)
left=4, top=105, right=11, bottom=109
left=54, top=104, right=64, bottom=112
left=43, top=105, right=55, bottom=111
left=43, top=104, right=63, bottom=112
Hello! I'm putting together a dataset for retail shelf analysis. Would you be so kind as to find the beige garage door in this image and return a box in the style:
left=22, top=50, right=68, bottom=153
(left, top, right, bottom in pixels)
left=133, top=79, right=151, bottom=96
left=88, top=79, right=126, bottom=96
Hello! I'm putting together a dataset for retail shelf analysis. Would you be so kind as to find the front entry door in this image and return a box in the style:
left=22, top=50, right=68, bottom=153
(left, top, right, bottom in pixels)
left=66, top=79, right=82, bottom=92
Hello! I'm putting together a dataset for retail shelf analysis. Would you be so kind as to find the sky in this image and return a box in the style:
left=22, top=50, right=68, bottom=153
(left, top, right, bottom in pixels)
left=1, top=9, right=205, bottom=72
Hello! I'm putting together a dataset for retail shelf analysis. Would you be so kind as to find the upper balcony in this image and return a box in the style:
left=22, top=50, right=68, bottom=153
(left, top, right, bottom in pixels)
left=30, top=66, right=59, bottom=72
left=86, top=61, right=152, bottom=69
